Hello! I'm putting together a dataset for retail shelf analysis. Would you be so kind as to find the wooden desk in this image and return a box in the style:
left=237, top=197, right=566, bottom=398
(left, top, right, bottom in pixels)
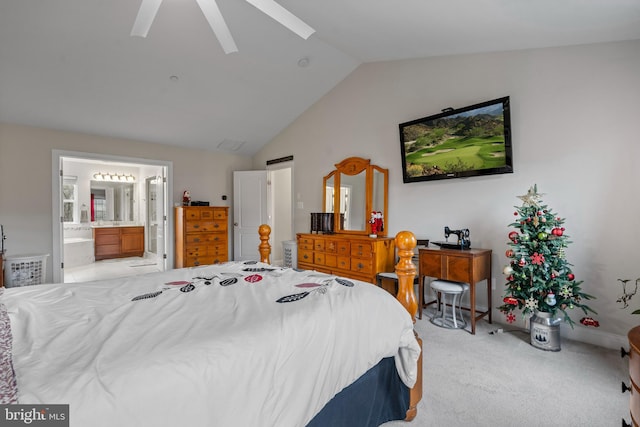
left=419, top=247, right=492, bottom=334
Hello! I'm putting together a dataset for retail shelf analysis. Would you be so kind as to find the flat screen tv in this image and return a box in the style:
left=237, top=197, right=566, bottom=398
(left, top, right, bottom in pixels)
left=399, top=96, right=513, bottom=183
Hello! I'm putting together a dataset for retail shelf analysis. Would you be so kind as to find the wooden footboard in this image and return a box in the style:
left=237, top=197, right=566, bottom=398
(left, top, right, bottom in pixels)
left=258, top=224, right=271, bottom=263
left=394, top=231, right=423, bottom=421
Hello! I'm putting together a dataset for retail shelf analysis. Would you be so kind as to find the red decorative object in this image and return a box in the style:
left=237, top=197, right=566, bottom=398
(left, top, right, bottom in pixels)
left=567, top=273, right=575, bottom=281
left=369, top=211, right=384, bottom=235
left=370, top=211, right=378, bottom=234
left=518, top=257, right=526, bottom=267
left=505, top=249, right=514, bottom=258
left=503, top=297, right=518, bottom=305
left=530, top=252, right=545, bottom=265
left=580, top=317, right=600, bottom=327
left=506, top=313, right=517, bottom=323
left=508, top=231, right=519, bottom=242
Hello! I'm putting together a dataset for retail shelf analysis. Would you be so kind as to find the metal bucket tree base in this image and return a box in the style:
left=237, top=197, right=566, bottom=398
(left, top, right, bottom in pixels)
left=530, top=310, right=561, bottom=351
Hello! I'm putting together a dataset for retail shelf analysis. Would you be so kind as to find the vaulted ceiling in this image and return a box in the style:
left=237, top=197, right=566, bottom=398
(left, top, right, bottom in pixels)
left=1, top=0, right=639, bottom=156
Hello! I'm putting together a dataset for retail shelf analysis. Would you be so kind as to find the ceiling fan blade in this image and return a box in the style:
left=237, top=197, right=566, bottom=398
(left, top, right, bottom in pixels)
left=131, top=0, right=163, bottom=37
left=195, top=0, right=238, bottom=54
left=245, top=0, right=315, bottom=40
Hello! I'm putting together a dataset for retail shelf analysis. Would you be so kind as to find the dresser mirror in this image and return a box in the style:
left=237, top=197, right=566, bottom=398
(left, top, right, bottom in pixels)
left=323, top=157, right=388, bottom=236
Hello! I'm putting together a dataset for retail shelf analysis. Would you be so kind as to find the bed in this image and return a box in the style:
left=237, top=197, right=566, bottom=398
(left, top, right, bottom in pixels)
left=0, top=225, right=422, bottom=427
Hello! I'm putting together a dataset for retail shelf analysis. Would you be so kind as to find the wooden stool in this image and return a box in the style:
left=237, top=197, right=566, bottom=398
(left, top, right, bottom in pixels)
left=430, top=280, right=469, bottom=329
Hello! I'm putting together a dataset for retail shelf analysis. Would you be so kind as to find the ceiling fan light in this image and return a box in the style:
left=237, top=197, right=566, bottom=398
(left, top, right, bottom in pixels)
left=131, top=0, right=163, bottom=38
left=196, top=0, right=239, bottom=54
left=245, top=0, right=315, bottom=40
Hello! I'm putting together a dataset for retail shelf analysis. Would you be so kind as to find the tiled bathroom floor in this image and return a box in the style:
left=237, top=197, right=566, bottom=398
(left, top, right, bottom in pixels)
left=64, top=256, right=162, bottom=283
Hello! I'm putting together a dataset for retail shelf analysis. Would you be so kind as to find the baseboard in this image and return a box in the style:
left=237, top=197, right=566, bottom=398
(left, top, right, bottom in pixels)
left=558, top=325, right=626, bottom=350
left=490, top=311, right=626, bottom=350
left=425, top=293, right=628, bottom=351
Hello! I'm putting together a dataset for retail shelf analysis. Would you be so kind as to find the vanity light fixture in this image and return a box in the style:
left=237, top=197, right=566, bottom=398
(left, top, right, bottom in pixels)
left=92, top=173, right=136, bottom=182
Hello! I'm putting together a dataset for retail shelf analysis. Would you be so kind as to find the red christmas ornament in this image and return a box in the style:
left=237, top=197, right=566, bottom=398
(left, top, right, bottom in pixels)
left=518, top=257, right=526, bottom=267
left=505, top=249, right=514, bottom=258
left=503, top=297, right=518, bottom=305
left=580, top=317, right=600, bottom=327
left=567, top=273, right=575, bottom=281
left=508, top=231, right=519, bottom=242
left=514, top=212, right=518, bottom=216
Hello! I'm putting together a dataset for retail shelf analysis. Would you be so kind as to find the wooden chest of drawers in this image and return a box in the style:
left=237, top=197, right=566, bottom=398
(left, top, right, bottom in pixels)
left=175, top=206, right=229, bottom=268
left=296, top=233, right=395, bottom=284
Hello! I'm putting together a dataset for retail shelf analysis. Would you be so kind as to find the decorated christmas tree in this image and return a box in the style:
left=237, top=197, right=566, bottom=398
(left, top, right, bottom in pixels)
left=499, top=185, right=597, bottom=327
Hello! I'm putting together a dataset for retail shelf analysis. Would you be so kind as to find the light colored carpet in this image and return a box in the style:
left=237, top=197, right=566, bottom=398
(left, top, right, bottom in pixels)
left=383, top=311, right=629, bottom=427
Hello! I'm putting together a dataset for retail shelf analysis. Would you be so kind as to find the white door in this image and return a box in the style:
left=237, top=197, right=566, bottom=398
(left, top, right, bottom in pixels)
left=156, top=170, right=167, bottom=271
left=233, top=171, right=268, bottom=260
left=146, top=169, right=167, bottom=271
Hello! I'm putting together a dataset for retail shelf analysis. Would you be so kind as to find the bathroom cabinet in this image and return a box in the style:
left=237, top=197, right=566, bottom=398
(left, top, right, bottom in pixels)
left=93, top=226, right=144, bottom=261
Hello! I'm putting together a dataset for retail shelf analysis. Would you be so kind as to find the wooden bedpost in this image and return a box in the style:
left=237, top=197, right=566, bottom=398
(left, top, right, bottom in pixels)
left=258, top=224, right=271, bottom=264
left=394, top=230, right=423, bottom=422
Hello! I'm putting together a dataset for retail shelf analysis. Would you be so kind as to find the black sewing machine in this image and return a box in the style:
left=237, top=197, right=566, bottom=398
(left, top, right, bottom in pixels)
left=432, top=226, right=471, bottom=250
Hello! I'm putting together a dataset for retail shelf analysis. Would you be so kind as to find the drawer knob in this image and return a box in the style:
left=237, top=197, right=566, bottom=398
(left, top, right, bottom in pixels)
left=193, top=224, right=200, bottom=229
left=622, top=381, right=632, bottom=393
left=621, top=347, right=630, bottom=358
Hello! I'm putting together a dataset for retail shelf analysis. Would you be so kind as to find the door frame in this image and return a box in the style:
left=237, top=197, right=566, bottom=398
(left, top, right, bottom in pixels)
left=266, top=161, right=294, bottom=263
left=52, top=150, right=173, bottom=283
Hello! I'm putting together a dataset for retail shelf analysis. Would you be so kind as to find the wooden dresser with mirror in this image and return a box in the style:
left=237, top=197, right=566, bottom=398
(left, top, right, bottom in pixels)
left=297, top=157, right=395, bottom=284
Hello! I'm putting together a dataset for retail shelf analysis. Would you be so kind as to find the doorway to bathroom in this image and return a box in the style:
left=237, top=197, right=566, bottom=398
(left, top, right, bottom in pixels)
left=52, top=150, right=173, bottom=283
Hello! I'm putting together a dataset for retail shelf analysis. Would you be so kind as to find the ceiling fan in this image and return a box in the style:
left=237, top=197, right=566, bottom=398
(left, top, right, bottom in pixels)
left=131, top=0, right=315, bottom=54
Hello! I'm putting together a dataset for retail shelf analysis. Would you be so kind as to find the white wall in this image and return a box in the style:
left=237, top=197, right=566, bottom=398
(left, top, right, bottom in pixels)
left=253, top=39, right=640, bottom=349
left=0, top=123, right=253, bottom=282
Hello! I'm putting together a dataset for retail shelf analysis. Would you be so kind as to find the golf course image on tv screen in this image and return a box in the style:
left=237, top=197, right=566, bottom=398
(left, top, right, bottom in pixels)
left=399, top=96, right=513, bottom=183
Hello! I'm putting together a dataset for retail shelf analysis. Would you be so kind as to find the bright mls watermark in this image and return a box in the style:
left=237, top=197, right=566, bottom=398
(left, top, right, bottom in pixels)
left=0, top=405, right=68, bottom=426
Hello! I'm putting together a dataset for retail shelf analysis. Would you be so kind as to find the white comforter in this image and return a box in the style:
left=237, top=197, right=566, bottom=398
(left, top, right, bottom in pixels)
left=2, top=262, right=420, bottom=427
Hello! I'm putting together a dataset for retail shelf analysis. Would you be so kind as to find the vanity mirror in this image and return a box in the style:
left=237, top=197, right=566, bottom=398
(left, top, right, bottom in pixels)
left=323, top=157, right=388, bottom=236
left=90, top=181, right=136, bottom=222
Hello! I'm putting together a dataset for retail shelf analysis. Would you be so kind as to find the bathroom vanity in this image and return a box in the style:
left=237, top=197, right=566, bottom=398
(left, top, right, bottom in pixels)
left=93, top=226, right=144, bottom=261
